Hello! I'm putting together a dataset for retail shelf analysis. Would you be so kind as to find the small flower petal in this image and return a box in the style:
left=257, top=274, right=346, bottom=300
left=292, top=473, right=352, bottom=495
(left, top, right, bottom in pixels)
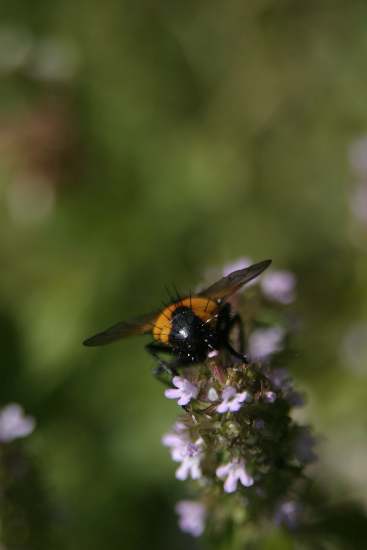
left=264, top=391, right=276, bottom=403
left=176, top=455, right=202, bottom=480
left=223, top=472, right=238, bottom=493
left=216, top=386, right=249, bottom=414
left=172, top=376, right=184, bottom=388
left=177, top=394, right=191, bottom=406
left=248, top=326, right=285, bottom=361
left=162, top=423, right=191, bottom=461
left=236, top=391, right=248, bottom=402
left=261, top=270, right=296, bottom=304
left=176, top=500, right=206, bottom=537
left=216, top=459, right=253, bottom=493
left=238, top=467, right=254, bottom=487
left=216, top=401, right=229, bottom=413
left=207, top=387, right=219, bottom=401
left=0, top=403, right=35, bottom=443
left=164, top=388, right=181, bottom=400
left=216, top=463, right=232, bottom=479
left=222, top=386, right=237, bottom=400
left=164, top=377, right=198, bottom=406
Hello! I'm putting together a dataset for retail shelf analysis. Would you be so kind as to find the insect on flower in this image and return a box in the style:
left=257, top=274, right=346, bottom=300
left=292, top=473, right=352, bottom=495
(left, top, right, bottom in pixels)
left=83, top=259, right=271, bottom=379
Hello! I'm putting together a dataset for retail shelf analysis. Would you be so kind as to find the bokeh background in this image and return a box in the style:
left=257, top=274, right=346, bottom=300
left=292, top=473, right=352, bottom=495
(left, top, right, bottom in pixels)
left=1, top=1, right=367, bottom=548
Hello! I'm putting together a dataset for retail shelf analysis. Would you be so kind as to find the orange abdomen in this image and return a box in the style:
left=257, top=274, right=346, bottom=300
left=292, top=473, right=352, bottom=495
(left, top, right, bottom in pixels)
left=153, top=297, right=218, bottom=344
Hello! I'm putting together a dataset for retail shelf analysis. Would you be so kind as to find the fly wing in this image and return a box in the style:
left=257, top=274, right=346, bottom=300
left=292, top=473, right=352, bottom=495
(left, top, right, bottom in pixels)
left=199, top=259, right=272, bottom=302
left=83, top=310, right=159, bottom=346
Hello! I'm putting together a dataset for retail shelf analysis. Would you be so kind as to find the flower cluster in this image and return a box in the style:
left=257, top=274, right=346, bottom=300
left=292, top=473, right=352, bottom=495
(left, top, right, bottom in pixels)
left=162, top=423, right=204, bottom=481
left=160, top=261, right=317, bottom=540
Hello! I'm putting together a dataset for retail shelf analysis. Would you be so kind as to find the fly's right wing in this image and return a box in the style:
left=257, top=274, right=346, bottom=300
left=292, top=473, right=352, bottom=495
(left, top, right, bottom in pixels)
left=199, top=259, right=272, bottom=302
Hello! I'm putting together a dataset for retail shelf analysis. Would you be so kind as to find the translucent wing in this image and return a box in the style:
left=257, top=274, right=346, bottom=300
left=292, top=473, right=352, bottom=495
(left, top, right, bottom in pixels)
left=199, top=259, right=272, bottom=302
left=83, top=310, right=160, bottom=347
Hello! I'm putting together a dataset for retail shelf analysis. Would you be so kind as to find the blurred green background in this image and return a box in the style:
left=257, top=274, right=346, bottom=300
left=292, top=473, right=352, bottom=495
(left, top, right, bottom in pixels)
left=1, top=0, right=367, bottom=548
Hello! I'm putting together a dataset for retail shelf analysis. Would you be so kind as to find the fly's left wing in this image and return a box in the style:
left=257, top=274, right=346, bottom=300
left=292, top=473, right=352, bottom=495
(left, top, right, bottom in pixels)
left=83, top=310, right=160, bottom=347
left=199, top=259, right=271, bottom=302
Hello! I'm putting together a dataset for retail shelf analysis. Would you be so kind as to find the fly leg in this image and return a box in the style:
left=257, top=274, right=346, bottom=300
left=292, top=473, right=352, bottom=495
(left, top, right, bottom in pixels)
left=225, top=341, right=249, bottom=364
left=146, top=342, right=192, bottom=412
left=218, top=304, right=249, bottom=364
left=227, top=313, right=249, bottom=363
left=226, top=313, right=249, bottom=364
left=145, top=342, right=179, bottom=386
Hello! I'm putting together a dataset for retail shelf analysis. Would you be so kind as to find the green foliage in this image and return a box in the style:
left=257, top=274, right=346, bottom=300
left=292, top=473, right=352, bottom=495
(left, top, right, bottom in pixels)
left=0, top=0, right=367, bottom=548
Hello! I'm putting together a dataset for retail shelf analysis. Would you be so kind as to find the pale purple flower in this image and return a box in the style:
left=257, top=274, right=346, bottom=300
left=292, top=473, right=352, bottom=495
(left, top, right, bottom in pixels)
left=162, top=424, right=204, bottom=480
left=175, top=500, right=206, bottom=537
left=164, top=376, right=199, bottom=406
left=261, top=270, right=296, bottom=304
left=216, top=459, right=254, bottom=492
left=216, top=386, right=250, bottom=413
left=264, top=391, right=276, bottom=403
left=267, top=367, right=289, bottom=388
left=175, top=454, right=202, bottom=480
left=248, top=326, right=285, bottom=361
left=207, top=387, right=219, bottom=401
left=274, top=500, right=302, bottom=529
left=0, top=403, right=35, bottom=443
left=349, top=183, right=367, bottom=224
left=267, top=368, right=305, bottom=406
left=294, top=427, right=317, bottom=465
left=175, top=438, right=203, bottom=480
left=161, top=422, right=190, bottom=461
